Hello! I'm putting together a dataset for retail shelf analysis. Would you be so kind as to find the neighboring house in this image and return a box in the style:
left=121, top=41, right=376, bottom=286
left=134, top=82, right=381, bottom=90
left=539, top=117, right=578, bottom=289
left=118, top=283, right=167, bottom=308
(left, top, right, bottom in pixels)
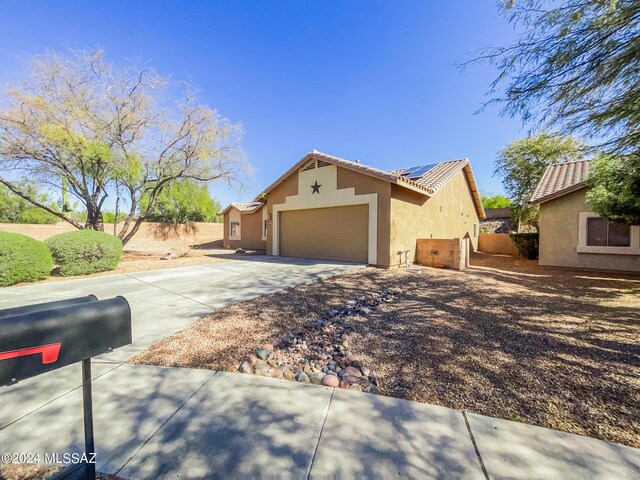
left=530, top=160, right=640, bottom=272
left=218, top=200, right=266, bottom=251
left=219, top=150, right=485, bottom=267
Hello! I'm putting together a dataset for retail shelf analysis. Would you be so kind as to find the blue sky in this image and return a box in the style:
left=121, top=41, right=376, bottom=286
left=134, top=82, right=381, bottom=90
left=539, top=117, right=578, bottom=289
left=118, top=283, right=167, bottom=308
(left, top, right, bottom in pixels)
left=0, top=1, right=524, bottom=207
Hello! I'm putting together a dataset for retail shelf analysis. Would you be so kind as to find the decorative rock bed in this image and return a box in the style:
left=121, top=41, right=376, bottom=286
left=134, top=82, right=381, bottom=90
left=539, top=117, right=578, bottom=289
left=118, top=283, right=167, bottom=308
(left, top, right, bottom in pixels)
left=238, top=288, right=402, bottom=393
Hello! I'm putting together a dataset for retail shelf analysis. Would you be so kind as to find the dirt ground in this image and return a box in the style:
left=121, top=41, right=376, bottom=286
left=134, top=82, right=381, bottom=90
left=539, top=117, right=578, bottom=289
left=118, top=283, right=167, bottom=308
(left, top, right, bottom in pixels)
left=0, top=464, right=121, bottom=480
left=132, top=253, right=640, bottom=448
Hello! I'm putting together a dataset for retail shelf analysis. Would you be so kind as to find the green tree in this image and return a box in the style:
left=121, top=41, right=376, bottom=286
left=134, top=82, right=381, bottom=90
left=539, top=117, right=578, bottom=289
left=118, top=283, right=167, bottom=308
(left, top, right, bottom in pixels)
left=140, top=180, right=223, bottom=224
left=481, top=1, right=640, bottom=225
left=480, top=194, right=511, bottom=209
left=0, top=183, right=59, bottom=224
left=0, top=49, right=246, bottom=244
left=586, top=155, right=640, bottom=225
left=102, top=211, right=127, bottom=224
left=495, top=132, right=586, bottom=228
left=485, top=0, right=640, bottom=156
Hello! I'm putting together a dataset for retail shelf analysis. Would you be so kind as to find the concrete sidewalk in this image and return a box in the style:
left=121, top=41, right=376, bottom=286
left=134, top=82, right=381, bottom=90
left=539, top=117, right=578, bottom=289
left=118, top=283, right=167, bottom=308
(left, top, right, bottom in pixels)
left=2, top=364, right=639, bottom=479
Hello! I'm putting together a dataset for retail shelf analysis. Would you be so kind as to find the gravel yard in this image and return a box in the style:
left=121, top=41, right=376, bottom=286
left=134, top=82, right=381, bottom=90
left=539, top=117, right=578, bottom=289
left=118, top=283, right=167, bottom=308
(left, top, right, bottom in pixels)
left=132, top=253, right=640, bottom=448
left=0, top=464, right=121, bottom=480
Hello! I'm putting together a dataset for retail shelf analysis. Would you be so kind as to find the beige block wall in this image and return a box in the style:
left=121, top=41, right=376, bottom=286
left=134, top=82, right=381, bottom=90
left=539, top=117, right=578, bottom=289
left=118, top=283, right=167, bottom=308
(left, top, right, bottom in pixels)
left=0, top=222, right=224, bottom=251
left=478, top=233, right=520, bottom=256
left=415, top=238, right=469, bottom=270
left=223, top=208, right=267, bottom=250
left=539, top=188, right=640, bottom=272
left=390, top=169, right=480, bottom=267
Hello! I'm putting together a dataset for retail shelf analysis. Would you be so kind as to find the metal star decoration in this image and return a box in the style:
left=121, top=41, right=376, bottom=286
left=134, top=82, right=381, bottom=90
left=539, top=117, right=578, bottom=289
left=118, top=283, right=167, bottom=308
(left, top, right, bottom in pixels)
left=311, top=181, right=321, bottom=194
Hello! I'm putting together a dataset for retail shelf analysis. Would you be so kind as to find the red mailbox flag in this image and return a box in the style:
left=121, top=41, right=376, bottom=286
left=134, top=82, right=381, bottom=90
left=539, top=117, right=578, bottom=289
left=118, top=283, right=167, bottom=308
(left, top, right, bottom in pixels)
left=0, top=343, right=61, bottom=364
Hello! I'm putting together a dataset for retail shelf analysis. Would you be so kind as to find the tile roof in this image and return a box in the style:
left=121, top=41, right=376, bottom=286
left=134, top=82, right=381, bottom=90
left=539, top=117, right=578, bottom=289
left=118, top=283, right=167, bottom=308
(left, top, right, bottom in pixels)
left=398, top=158, right=471, bottom=194
left=306, top=151, right=484, bottom=218
left=221, top=150, right=486, bottom=219
left=218, top=201, right=264, bottom=216
left=530, top=160, right=591, bottom=204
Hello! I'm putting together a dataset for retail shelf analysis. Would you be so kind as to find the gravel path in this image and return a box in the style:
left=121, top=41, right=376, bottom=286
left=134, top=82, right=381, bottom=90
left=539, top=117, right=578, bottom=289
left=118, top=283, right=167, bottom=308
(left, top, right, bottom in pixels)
left=132, top=253, right=640, bottom=448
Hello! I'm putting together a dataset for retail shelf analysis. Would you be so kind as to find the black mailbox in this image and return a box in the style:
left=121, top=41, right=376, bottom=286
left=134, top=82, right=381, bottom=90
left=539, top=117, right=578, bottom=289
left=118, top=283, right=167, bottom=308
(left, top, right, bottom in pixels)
left=0, top=295, right=132, bottom=480
left=0, top=296, right=132, bottom=386
left=0, top=294, right=98, bottom=320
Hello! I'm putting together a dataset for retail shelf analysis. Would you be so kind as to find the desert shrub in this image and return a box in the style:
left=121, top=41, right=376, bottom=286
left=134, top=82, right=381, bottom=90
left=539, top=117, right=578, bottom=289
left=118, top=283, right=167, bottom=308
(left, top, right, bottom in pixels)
left=0, top=231, right=53, bottom=286
left=509, top=232, right=539, bottom=260
left=46, top=230, right=123, bottom=276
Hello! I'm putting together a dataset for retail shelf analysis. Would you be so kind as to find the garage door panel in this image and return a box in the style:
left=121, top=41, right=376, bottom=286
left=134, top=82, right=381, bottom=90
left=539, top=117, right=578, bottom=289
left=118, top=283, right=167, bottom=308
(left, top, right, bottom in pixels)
left=280, top=205, right=368, bottom=263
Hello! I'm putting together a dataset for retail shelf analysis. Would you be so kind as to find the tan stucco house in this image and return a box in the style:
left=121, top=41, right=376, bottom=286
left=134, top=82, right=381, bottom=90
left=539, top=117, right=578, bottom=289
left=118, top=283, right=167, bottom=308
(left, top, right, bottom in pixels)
left=530, top=160, right=640, bottom=273
left=219, top=150, right=485, bottom=267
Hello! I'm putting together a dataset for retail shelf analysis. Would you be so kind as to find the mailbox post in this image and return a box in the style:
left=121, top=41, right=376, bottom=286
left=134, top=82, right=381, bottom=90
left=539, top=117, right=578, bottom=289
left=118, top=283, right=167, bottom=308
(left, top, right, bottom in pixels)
left=0, top=296, right=132, bottom=480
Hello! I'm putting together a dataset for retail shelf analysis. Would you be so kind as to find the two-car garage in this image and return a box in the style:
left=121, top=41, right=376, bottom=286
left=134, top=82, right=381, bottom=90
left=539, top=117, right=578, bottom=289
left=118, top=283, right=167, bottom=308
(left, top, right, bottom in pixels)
left=279, top=205, right=369, bottom=263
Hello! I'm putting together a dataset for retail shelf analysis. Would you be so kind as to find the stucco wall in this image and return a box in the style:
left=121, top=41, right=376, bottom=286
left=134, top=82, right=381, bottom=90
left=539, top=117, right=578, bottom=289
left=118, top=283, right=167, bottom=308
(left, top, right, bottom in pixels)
left=265, top=170, right=299, bottom=256
left=223, top=207, right=267, bottom=250
left=539, top=188, right=640, bottom=272
left=415, top=238, right=469, bottom=270
left=264, top=164, right=389, bottom=266
left=478, top=233, right=520, bottom=256
left=0, top=221, right=223, bottom=251
left=389, top=169, right=480, bottom=267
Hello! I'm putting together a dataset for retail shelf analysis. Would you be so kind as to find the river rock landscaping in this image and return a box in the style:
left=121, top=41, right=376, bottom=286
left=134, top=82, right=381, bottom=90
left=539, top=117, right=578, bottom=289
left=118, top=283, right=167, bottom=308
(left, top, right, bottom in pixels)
left=236, top=290, right=400, bottom=392
left=133, top=256, right=640, bottom=448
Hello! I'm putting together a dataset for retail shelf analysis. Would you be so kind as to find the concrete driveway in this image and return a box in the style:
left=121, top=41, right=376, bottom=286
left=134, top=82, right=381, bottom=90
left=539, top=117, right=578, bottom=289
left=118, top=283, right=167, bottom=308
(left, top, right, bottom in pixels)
left=0, top=255, right=363, bottom=362
left=0, top=256, right=362, bottom=430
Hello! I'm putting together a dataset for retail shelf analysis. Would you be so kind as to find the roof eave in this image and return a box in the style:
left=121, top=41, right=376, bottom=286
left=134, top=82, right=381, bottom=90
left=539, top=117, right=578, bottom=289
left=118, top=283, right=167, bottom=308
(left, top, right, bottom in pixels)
left=257, top=151, right=433, bottom=198
left=257, top=152, right=317, bottom=198
left=393, top=178, right=432, bottom=196
left=218, top=205, right=233, bottom=216
left=462, top=163, right=486, bottom=220
left=218, top=203, right=264, bottom=216
left=529, top=183, right=588, bottom=205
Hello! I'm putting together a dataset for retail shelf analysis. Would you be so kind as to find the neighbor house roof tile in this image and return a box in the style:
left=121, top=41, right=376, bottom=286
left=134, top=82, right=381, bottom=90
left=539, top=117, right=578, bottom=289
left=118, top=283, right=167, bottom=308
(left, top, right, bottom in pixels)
left=530, top=160, right=591, bottom=204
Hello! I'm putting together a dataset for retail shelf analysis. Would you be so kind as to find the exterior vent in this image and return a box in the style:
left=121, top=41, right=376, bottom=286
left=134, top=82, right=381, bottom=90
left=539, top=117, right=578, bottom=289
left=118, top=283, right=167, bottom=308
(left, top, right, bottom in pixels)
left=301, top=161, right=316, bottom=172
left=317, top=159, right=331, bottom=168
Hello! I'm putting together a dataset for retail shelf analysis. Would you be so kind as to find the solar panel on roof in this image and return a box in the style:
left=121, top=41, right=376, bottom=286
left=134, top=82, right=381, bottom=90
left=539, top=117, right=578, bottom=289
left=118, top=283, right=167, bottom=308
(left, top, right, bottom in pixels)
left=399, top=163, right=438, bottom=179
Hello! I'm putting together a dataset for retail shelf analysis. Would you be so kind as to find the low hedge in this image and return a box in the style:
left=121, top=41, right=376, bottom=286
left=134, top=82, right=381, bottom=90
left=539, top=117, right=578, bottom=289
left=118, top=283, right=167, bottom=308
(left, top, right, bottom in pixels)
left=0, top=231, right=53, bottom=286
left=509, top=232, right=539, bottom=260
left=46, top=230, right=123, bottom=276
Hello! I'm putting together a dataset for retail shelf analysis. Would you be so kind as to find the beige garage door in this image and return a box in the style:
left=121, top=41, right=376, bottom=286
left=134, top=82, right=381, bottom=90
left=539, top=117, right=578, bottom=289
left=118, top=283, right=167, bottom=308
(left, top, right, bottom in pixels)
left=279, top=205, right=368, bottom=263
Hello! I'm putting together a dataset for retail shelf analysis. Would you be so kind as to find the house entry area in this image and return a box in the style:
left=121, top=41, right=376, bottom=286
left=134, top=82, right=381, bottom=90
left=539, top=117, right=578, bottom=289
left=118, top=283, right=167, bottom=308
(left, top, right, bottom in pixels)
left=279, top=205, right=369, bottom=263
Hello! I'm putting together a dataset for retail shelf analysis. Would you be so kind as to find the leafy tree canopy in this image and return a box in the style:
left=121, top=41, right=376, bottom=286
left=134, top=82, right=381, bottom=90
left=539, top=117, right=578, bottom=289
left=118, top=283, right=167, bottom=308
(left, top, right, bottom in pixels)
left=482, top=1, right=640, bottom=225
left=495, top=132, right=586, bottom=227
left=0, top=49, right=247, bottom=244
left=0, top=183, right=59, bottom=224
left=586, top=155, right=640, bottom=225
left=480, top=194, right=511, bottom=209
left=140, top=179, right=223, bottom=224
left=486, top=0, right=640, bottom=156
